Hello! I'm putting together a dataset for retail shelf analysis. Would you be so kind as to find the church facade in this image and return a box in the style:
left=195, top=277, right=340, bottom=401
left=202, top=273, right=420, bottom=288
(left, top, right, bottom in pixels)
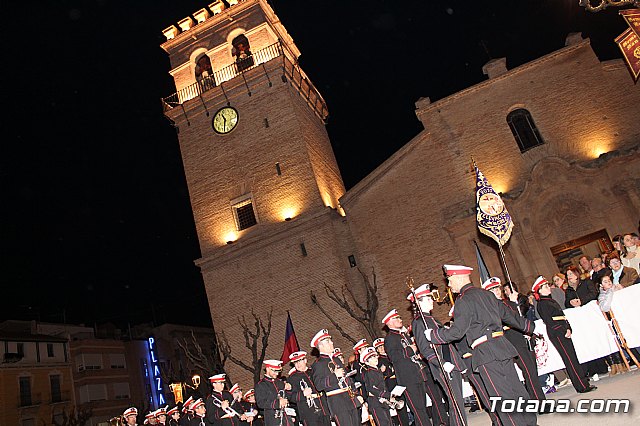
left=160, top=0, right=640, bottom=385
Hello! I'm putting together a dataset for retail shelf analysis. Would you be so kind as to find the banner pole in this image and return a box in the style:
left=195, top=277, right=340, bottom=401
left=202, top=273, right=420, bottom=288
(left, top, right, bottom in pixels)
left=498, top=243, right=515, bottom=294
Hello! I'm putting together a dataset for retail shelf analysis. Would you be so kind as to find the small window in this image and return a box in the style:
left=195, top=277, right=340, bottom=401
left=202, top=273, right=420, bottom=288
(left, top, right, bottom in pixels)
left=507, top=108, right=544, bottom=152
left=232, top=198, right=258, bottom=231
left=50, top=374, right=62, bottom=403
left=19, top=376, right=32, bottom=406
left=17, top=343, right=24, bottom=357
left=47, top=343, right=54, bottom=357
left=109, top=353, right=126, bottom=369
left=113, top=382, right=131, bottom=400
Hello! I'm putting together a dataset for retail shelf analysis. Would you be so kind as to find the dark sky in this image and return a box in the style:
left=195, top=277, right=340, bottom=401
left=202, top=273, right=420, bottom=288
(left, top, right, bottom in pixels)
left=2, top=0, right=629, bottom=329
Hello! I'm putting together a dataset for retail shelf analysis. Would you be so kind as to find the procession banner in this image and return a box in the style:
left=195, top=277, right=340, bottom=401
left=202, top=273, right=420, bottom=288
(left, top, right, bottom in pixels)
left=615, top=27, right=640, bottom=83
left=610, top=285, right=640, bottom=348
left=533, top=320, right=566, bottom=376
left=474, top=162, right=514, bottom=246
left=620, top=8, right=640, bottom=38
left=563, top=300, right=618, bottom=363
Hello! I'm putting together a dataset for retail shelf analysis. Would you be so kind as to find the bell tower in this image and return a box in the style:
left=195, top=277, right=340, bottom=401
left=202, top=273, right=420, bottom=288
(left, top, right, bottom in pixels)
left=160, top=0, right=359, bottom=382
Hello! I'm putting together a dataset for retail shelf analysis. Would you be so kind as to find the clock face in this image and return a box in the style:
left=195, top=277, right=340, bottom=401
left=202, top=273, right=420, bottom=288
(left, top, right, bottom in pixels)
left=212, top=107, right=239, bottom=134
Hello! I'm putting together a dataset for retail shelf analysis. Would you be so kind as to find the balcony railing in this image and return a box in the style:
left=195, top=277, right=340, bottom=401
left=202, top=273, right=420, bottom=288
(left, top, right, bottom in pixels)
left=162, top=41, right=328, bottom=120
left=162, top=42, right=283, bottom=109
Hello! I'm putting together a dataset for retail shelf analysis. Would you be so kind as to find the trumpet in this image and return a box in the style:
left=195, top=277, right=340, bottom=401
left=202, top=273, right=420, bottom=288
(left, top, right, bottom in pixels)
left=300, top=379, right=320, bottom=411
left=328, top=356, right=357, bottom=399
left=210, top=393, right=242, bottom=418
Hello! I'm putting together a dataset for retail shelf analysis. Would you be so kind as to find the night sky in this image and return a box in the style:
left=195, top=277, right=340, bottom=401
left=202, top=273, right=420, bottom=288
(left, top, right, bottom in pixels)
left=3, top=0, right=630, bottom=329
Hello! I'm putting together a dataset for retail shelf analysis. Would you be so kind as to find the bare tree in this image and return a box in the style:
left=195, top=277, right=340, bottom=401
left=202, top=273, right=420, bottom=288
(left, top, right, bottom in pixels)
left=218, top=308, right=273, bottom=384
left=176, top=330, right=225, bottom=375
left=174, top=330, right=227, bottom=395
left=311, top=267, right=380, bottom=343
left=42, top=406, right=92, bottom=426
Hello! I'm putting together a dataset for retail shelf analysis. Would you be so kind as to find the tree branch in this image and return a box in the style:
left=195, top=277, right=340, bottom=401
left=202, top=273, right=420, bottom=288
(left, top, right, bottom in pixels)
left=311, top=290, right=357, bottom=344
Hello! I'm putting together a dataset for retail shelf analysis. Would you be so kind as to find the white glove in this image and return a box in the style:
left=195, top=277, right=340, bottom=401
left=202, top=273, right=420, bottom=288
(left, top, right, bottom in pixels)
left=443, top=362, right=455, bottom=373
left=424, top=328, right=432, bottom=341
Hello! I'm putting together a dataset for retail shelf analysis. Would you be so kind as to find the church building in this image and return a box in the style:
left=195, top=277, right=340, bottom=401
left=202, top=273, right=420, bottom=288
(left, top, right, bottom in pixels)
left=160, top=0, right=640, bottom=384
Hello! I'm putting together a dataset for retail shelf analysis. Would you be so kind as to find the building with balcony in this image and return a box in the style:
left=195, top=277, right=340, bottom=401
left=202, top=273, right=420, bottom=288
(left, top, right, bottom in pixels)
left=0, top=322, right=74, bottom=426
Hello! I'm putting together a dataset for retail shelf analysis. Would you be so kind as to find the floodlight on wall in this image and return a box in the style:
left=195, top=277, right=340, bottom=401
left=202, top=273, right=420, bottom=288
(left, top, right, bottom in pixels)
left=224, top=231, right=237, bottom=245
left=282, top=207, right=296, bottom=222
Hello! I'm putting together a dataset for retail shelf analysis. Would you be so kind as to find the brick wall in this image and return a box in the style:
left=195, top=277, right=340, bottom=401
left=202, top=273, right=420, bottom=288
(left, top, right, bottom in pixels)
left=341, top=39, right=640, bottom=320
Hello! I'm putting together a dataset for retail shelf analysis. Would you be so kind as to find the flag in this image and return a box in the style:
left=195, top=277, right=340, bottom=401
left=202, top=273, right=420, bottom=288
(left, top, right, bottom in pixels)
left=474, top=161, right=514, bottom=247
left=615, top=27, right=640, bottom=83
left=280, top=312, right=300, bottom=364
left=620, top=8, right=640, bottom=38
left=474, top=240, right=491, bottom=284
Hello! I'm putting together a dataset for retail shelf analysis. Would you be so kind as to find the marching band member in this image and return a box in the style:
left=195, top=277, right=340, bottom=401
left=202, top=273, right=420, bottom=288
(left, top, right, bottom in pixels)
left=146, top=412, right=158, bottom=425
left=410, top=284, right=467, bottom=426
left=426, top=264, right=536, bottom=426
left=310, top=329, right=361, bottom=426
left=230, top=383, right=247, bottom=425
left=373, top=338, right=410, bottom=426
left=123, top=407, right=138, bottom=426
left=155, top=406, right=168, bottom=425
left=288, top=351, right=331, bottom=426
left=483, top=277, right=546, bottom=407
left=360, top=346, right=394, bottom=426
left=180, top=396, right=194, bottom=426
left=255, top=359, right=295, bottom=426
left=242, top=389, right=263, bottom=426
left=190, top=399, right=207, bottom=426
left=533, top=275, right=597, bottom=394
left=382, top=309, right=447, bottom=426
left=206, top=374, right=241, bottom=426
left=167, top=406, right=180, bottom=426
left=352, top=339, right=369, bottom=395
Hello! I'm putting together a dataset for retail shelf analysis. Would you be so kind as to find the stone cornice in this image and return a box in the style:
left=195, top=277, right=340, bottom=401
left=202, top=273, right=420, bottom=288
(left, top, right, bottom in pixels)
left=415, top=39, right=592, bottom=117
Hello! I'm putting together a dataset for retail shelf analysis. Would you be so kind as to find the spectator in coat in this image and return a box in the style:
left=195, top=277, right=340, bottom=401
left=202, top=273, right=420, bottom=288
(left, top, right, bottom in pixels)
left=564, top=265, right=598, bottom=308
left=608, top=252, right=640, bottom=287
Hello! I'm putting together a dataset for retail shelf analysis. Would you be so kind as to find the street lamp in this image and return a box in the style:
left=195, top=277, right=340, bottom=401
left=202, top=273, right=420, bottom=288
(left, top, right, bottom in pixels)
left=192, top=374, right=201, bottom=388
left=579, top=0, right=639, bottom=12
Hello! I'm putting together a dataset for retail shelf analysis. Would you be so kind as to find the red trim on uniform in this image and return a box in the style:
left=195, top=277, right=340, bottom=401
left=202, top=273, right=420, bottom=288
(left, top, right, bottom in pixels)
left=480, top=365, right=517, bottom=426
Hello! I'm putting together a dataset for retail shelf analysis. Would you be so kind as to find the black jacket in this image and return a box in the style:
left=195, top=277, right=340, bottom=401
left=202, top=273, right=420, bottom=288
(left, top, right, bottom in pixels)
left=564, top=279, right=598, bottom=308
left=430, top=284, right=534, bottom=370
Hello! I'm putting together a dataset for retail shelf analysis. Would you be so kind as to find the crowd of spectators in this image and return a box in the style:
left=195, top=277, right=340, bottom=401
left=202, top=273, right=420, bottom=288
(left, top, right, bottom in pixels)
left=519, top=232, right=640, bottom=380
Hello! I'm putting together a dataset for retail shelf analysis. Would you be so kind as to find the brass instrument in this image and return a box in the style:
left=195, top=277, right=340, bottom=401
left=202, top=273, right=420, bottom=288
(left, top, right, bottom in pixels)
left=108, top=416, right=124, bottom=426
left=210, top=393, right=242, bottom=418
left=379, top=396, right=405, bottom=410
left=328, top=353, right=357, bottom=399
left=300, top=379, right=320, bottom=412
left=274, top=389, right=294, bottom=426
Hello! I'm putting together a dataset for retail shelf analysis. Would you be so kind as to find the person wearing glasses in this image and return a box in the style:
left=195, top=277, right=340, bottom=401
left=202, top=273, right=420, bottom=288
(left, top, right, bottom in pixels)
left=532, top=276, right=596, bottom=394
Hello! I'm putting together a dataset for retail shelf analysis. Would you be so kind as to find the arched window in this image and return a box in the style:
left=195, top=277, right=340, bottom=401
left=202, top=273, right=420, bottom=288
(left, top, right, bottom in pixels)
left=507, top=109, right=544, bottom=153
left=194, top=54, right=215, bottom=91
left=232, top=34, right=254, bottom=71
